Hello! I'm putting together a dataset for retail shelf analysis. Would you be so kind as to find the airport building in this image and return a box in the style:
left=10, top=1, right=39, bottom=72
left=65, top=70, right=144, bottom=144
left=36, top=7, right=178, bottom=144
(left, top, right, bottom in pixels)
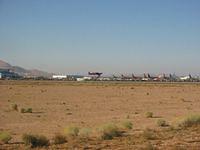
left=52, top=75, right=67, bottom=80
left=0, top=69, right=20, bottom=79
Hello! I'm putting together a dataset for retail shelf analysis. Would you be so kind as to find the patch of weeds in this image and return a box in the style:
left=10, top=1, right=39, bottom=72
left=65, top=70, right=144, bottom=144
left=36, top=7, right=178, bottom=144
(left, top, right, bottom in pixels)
left=79, top=128, right=91, bottom=138
left=0, top=131, right=12, bottom=144
left=64, top=126, right=79, bottom=137
left=157, top=119, right=168, bottom=127
left=53, top=134, right=67, bottom=144
left=11, top=104, right=18, bottom=111
left=143, top=129, right=156, bottom=140
left=98, top=123, right=122, bottom=140
left=146, top=112, right=153, bottom=118
left=179, top=114, right=200, bottom=128
left=121, top=121, right=133, bottom=130
left=20, top=108, right=32, bottom=113
left=22, top=134, right=49, bottom=148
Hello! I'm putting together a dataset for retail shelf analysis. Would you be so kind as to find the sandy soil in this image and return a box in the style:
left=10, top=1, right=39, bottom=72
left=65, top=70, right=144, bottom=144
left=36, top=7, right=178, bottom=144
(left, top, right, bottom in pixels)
left=0, top=80, right=200, bottom=149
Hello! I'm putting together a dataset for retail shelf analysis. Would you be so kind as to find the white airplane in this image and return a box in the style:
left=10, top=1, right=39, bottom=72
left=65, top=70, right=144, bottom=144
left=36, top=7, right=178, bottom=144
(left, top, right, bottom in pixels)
left=180, top=74, right=192, bottom=81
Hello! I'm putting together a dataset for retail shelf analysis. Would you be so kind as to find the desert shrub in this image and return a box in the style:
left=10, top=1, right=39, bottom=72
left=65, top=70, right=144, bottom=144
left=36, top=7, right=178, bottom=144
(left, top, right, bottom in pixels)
left=20, top=108, right=32, bottom=113
left=53, top=134, right=66, bottom=144
left=11, top=104, right=18, bottom=111
left=146, top=112, right=153, bottom=118
left=179, top=115, right=200, bottom=128
left=26, top=108, right=32, bottom=113
left=0, top=132, right=12, bottom=144
left=121, top=121, right=133, bottom=130
left=79, top=128, right=91, bottom=138
left=157, top=119, right=167, bottom=127
left=22, top=134, right=49, bottom=147
left=64, top=126, right=79, bottom=137
left=143, top=129, right=156, bottom=140
left=20, top=108, right=26, bottom=113
left=98, top=123, right=122, bottom=140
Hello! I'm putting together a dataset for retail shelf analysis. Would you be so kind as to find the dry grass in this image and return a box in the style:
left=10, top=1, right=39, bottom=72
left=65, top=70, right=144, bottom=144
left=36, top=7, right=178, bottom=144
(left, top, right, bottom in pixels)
left=1, top=81, right=200, bottom=149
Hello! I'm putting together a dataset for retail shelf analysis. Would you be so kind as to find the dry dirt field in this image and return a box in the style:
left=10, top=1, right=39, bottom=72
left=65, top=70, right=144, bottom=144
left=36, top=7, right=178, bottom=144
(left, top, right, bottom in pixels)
left=1, top=80, right=200, bottom=149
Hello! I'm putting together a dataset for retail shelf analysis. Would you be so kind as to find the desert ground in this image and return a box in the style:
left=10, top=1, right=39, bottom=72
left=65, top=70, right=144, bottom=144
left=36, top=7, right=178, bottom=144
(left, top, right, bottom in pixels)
left=1, top=80, right=200, bottom=149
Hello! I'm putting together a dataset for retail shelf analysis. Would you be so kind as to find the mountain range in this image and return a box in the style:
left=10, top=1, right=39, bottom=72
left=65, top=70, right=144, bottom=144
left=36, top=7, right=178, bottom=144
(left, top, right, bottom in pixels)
left=0, top=60, right=52, bottom=77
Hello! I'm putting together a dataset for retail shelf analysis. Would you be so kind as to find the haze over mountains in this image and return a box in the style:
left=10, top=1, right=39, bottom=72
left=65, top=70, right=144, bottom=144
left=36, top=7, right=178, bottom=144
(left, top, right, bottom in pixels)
left=0, top=60, right=52, bottom=77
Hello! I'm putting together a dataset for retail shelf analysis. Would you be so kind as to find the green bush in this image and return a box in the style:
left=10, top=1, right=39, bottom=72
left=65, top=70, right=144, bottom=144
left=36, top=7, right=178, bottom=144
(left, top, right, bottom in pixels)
left=157, top=119, right=167, bottom=127
left=22, top=134, right=49, bottom=147
left=146, top=112, right=153, bottom=118
left=0, top=132, right=12, bottom=144
left=53, top=134, right=66, bottom=144
left=99, top=123, right=122, bottom=140
left=64, top=126, right=79, bottom=137
left=179, top=115, right=200, bottom=128
left=121, top=121, right=133, bottom=130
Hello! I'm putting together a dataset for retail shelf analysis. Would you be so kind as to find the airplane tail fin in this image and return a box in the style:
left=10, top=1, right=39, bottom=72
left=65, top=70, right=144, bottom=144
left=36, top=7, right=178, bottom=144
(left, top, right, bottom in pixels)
left=144, top=73, right=147, bottom=78
left=132, top=74, right=135, bottom=78
left=147, top=73, right=151, bottom=78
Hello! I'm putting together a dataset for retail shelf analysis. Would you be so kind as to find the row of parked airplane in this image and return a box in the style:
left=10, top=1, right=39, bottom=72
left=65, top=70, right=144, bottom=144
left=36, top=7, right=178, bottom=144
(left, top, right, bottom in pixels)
left=114, top=73, right=194, bottom=81
left=88, top=72, right=197, bottom=82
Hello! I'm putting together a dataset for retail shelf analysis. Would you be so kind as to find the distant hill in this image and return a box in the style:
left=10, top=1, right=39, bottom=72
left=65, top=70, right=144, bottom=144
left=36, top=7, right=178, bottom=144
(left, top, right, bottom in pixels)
left=0, top=60, right=12, bottom=69
left=0, top=60, right=52, bottom=78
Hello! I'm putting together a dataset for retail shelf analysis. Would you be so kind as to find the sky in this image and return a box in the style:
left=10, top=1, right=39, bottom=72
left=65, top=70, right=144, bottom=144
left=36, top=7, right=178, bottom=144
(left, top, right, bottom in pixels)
left=0, top=0, right=200, bottom=75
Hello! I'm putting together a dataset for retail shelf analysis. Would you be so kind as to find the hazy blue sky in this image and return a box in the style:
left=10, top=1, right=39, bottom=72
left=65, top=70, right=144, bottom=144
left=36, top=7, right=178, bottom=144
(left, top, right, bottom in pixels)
left=0, top=0, right=200, bottom=75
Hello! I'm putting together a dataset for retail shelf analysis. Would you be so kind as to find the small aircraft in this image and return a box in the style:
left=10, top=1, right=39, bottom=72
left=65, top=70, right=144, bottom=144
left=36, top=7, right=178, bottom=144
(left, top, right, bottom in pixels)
left=88, top=72, right=103, bottom=77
